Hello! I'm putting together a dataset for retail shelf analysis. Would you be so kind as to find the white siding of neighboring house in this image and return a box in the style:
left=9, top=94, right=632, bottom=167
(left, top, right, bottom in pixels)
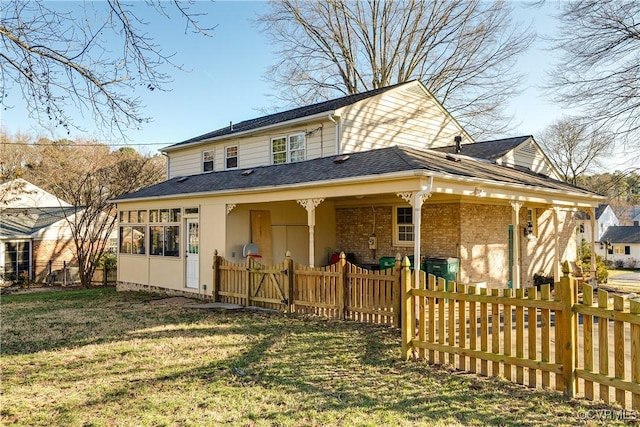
left=577, top=206, right=619, bottom=244
left=596, top=243, right=640, bottom=268
left=339, top=83, right=468, bottom=153
left=167, top=119, right=337, bottom=179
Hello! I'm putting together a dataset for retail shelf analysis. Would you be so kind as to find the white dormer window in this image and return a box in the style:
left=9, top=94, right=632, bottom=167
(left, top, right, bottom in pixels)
left=203, top=150, right=214, bottom=172
left=271, top=133, right=306, bottom=164
left=225, top=145, right=238, bottom=169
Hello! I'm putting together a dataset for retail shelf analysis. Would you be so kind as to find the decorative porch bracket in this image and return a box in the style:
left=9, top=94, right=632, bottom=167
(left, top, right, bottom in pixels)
left=226, top=204, right=236, bottom=215
left=510, top=201, right=523, bottom=289
left=297, top=198, right=325, bottom=267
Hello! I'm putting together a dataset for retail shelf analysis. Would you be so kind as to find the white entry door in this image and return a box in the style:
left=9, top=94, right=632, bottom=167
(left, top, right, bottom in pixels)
left=186, top=219, right=199, bottom=289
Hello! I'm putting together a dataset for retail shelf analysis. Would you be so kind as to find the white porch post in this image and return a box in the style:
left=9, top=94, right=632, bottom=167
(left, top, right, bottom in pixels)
left=588, top=207, right=597, bottom=285
left=510, top=201, right=523, bottom=289
left=397, top=176, right=433, bottom=290
left=552, top=207, right=561, bottom=282
left=297, top=198, right=324, bottom=267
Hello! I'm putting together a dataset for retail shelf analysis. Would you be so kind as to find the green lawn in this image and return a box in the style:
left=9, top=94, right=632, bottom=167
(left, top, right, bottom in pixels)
left=1, top=288, right=635, bottom=426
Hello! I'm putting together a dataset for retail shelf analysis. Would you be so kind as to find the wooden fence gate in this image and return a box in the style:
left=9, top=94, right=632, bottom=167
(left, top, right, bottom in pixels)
left=212, top=251, right=401, bottom=326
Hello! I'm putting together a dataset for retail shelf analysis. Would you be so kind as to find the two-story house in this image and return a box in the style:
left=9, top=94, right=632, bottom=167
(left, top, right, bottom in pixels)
left=115, top=80, right=603, bottom=297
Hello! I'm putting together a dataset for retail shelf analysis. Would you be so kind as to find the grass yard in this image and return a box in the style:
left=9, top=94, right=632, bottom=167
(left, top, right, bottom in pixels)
left=1, top=288, right=636, bottom=426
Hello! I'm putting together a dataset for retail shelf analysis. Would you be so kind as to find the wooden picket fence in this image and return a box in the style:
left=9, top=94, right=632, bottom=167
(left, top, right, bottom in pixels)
left=400, top=257, right=640, bottom=411
left=212, top=251, right=401, bottom=326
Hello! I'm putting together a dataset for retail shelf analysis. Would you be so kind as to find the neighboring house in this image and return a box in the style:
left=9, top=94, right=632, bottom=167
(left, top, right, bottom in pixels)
left=599, top=226, right=640, bottom=268
left=114, top=80, right=603, bottom=297
left=0, top=179, right=77, bottom=283
left=575, top=204, right=619, bottom=251
left=629, top=207, right=640, bottom=226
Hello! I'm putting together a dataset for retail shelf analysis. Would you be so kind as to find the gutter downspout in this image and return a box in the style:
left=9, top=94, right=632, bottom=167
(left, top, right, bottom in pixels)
left=413, top=176, right=434, bottom=289
left=328, top=114, right=339, bottom=155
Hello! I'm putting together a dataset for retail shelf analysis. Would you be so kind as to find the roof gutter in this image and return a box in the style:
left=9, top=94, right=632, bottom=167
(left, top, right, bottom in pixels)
left=161, top=111, right=337, bottom=153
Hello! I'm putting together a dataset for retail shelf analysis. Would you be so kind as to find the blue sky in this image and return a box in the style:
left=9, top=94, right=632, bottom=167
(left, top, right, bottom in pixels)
left=1, top=1, right=629, bottom=169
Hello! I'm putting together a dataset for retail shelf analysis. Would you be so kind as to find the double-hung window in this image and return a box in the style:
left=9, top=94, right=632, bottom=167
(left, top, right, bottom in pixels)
left=203, top=150, right=214, bottom=172
left=225, top=145, right=238, bottom=169
left=394, top=206, right=414, bottom=246
left=271, top=133, right=306, bottom=164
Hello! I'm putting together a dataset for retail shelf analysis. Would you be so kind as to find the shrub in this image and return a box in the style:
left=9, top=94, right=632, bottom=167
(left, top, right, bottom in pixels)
left=614, top=259, right=625, bottom=269
left=626, top=258, right=638, bottom=269
left=533, top=272, right=554, bottom=288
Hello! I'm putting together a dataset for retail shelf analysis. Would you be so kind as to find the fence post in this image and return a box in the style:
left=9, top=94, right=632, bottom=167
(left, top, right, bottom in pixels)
left=401, top=256, right=413, bottom=360
left=393, top=253, right=402, bottom=328
left=245, top=251, right=252, bottom=307
left=103, top=266, right=108, bottom=287
left=286, top=251, right=294, bottom=314
left=63, top=260, right=67, bottom=287
left=630, top=298, right=640, bottom=411
left=559, top=260, right=577, bottom=397
left=339, top=252, right=347, bottom=320
left=212, top=250, right=220, bottom=302
left=48, top=260, right=52, bottom=284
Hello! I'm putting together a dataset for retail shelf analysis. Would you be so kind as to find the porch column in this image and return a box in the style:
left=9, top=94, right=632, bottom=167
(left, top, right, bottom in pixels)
left=510, top=201, right=523, bottom=289
left=552, top=207, right=561, bottom=282
left=297, top=198, right=325, bottom=267
left=588, top=207, right=597, bottom=285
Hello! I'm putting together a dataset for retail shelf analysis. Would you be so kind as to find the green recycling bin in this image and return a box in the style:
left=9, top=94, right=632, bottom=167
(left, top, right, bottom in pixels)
left=379, top=255, right=414, bottom=270
left=422, top=257, right=459, bottom=283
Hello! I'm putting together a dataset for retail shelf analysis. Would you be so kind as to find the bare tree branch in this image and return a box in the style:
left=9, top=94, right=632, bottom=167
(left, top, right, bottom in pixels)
left=256, top=0, right=533, bottom=139
left=546, top=0, right=640, bottom=158
left=0, top=0, right=215, bottom=138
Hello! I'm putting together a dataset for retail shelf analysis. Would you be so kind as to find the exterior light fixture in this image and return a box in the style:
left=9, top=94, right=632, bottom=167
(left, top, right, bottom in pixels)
left=524, top=221, right=534, bottom=238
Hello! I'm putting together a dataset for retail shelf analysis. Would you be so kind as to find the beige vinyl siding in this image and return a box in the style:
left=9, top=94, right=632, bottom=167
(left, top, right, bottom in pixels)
left=339, top=85, right=467, bottom=153
left=167, top=119, right=338, bottom=177
left=497, top=141, right=560, bottom=180
left=167, top=148, right=203, bottom=178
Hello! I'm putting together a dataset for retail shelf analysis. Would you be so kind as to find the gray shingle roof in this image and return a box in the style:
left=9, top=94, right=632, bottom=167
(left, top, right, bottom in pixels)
left=431, top=136, right=532, bottom=161
left=600, top=226, right=640, bottom=244
left=0, top=207, right=71, bottom=238
left=163, top=81, right=413, bottom=149
left=115, top=145, right=596, bottom=202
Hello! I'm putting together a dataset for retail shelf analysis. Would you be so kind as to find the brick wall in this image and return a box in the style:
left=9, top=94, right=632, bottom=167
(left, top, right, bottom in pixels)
left=335, top=202, right=578, bottom=287
left=459, top=203, right=511, bottom=285
left=335, top=203, right=460, bottom=266
left=32, top=239, right=77, bottom=283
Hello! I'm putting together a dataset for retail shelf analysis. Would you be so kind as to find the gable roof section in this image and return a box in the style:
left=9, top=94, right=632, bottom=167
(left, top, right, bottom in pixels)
left=601, top=226, right=640, bottom=244
left=431, top=136, right=531, bottom=162
left=575, top=204, right=612, bottom=220
left=163, top=81, right=440, bottom=151
left=0, top=207, right=71, bottom=238
left=116, top=145, right=597, bottom=202
left=0, top=178, right=71, bottom=208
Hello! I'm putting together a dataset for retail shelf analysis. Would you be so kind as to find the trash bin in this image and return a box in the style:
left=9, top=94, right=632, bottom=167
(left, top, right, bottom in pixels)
left=422, top=257, right=459, bottom=283
left=379, top=255, right=414, bottom=270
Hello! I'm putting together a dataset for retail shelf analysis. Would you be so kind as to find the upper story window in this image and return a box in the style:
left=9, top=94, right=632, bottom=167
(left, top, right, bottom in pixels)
left=225, top=145, right=238, bottom=169
left=203, top=150, right=214, bottom=172
left=393, top=206, right=414, bottom=246
left=271, top=133, right=306, bottom=165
